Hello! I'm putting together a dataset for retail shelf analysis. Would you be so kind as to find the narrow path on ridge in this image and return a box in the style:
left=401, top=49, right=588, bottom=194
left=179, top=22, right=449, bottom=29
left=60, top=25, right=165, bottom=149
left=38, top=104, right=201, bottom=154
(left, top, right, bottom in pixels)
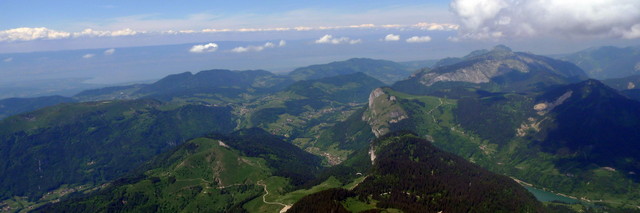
left=257, top=181, right=292, bottom=213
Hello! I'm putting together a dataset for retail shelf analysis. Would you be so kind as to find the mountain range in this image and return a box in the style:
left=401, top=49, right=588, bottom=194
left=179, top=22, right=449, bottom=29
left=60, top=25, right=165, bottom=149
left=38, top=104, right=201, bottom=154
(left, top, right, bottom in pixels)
left=2, top=45, right=640, bottom=212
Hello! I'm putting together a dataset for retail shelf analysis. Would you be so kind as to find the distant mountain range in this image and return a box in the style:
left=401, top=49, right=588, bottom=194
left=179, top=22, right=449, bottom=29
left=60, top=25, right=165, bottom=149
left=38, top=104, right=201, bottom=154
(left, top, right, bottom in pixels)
left=0, top=58, right=411, bottom=120
left=0, top=96, right=76, bottom=119
left=560, top=45, right=640, bottom=79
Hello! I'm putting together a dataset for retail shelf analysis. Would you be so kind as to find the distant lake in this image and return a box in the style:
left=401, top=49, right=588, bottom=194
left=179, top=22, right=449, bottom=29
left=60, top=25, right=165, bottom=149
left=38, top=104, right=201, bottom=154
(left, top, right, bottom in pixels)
left=523, top=185, right=580, bottom=204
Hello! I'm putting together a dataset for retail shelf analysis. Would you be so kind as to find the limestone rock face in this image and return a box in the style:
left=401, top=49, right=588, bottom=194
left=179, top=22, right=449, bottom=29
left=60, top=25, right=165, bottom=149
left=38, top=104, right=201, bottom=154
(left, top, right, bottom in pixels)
left=402, top=45, right=588, bottom=91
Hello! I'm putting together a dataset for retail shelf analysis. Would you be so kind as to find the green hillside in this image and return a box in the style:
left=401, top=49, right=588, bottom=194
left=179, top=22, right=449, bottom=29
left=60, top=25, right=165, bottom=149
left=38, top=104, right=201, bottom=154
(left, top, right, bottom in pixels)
left=36, top=128, right=323, bottom=212
left=0, top=99, right=235, bottom=203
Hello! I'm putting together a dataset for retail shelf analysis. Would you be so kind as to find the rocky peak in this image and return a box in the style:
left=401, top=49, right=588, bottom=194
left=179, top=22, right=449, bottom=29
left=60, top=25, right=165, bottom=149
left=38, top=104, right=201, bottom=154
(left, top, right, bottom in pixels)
left=492, top=44, right=512, bottom=52
left=363, top=88, right=408, bottom=137
left=369, top=88, right=385, bottom=109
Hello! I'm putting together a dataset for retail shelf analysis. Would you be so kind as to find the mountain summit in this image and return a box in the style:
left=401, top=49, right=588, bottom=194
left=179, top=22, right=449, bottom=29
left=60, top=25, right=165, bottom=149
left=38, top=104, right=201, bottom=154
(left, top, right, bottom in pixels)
left=394, top=45, right=588, bottom=95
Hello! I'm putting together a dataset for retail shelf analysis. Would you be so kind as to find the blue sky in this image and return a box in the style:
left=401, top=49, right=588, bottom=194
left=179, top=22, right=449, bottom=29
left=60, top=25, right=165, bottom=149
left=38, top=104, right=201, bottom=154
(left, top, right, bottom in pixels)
left=1, top=0, right=451, bottom=31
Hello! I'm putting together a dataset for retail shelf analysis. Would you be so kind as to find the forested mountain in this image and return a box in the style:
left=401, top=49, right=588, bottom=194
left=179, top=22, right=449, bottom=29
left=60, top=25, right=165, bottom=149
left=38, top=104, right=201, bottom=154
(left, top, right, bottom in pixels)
left=532, top=80, right=640, bottom=178
left=288, top=58, right=413, bottom=85
left=561, top=46, right=640, bottom=79
left=0, top=100, right=235, bottom=202
left=37, top=128, right=322, bottom=212
left=289, top=133, right=545, bottom=213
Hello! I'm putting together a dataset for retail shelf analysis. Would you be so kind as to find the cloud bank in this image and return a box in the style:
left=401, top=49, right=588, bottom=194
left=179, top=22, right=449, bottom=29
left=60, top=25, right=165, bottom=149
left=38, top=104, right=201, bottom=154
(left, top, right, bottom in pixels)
left=384, top=34, right=400, bottom=41
left=315, top=35, right=362, bottom=45
left=0, top=22, right=458, bottom=43
left=189, top=43, right=218, bottom=53
left=406, top=36, right=432, bottom=43
left=0, top=27, right=70, bottom=42
left=450, top=0, right=640, bottom=39
left=0, top=27, right=141, bottom=42
left=73, top=28, right=139, bottom=37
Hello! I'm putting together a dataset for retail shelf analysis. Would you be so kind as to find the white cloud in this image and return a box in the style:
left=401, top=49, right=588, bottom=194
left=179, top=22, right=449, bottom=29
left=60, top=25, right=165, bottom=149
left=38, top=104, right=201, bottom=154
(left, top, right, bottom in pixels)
left=314, top=35, right=362, bottom=45
left=104, top=48, right=115, bottom=55
left=406, top=36, right=432, bottom=43
left=231, top=46, right=264, bottom=53
left=384, top=34, right=400, bottom=41
left=0, top=27, right=70, bottom=42
left=230, top=41, right=284, bottom=53
left=82, top=54, right=95, bottom=59
left=413, top=22, right=459, bottom=31
left=450, top=0, right=640, bottom=39
left=3, top=57, right=13, bottom=62
left=264, top=42, right=276, bottom=48
left=189, top=43, right=218, bottom=53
